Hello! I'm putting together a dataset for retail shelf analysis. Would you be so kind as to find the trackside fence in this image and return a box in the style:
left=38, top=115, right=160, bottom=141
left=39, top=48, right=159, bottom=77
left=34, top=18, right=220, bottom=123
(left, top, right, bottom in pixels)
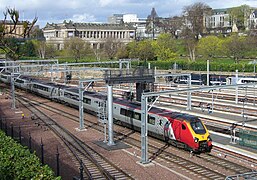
left=238, top=129, right=257, bottom=149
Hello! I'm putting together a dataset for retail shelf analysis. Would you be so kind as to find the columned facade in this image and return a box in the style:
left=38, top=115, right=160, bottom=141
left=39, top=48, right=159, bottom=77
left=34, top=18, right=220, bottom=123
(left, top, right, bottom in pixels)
left=43, top=21, right=136, bottom=50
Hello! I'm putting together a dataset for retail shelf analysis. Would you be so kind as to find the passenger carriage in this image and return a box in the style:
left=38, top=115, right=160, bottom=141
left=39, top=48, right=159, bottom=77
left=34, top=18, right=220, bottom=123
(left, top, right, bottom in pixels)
left=6, top=75, right=212, bottom=153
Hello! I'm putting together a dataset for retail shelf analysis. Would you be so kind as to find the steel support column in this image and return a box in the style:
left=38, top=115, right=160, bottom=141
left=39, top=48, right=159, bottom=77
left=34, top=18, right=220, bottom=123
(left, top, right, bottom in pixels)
left=207, top=59, right=210, bottom=86
left=107, top=85, right=115, bottom=146
left=235, top=70, right=239, bottom=104
left=186, top=75, right=192, bottom=110
left=141, top=95, right=149, bottom=164
left=11, top=74, right=16, bottom=109
left=79, top=82, right=85, bottom=130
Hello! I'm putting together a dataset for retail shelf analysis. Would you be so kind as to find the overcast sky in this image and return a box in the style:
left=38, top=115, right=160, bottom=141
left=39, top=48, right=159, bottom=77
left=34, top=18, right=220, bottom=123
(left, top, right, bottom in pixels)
left=0, top=0, right=257, bottom=28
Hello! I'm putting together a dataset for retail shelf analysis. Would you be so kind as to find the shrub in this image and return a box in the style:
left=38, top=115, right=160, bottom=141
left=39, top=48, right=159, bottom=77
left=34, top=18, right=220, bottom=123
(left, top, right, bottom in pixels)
left=0, top=130, right=59, bottom=180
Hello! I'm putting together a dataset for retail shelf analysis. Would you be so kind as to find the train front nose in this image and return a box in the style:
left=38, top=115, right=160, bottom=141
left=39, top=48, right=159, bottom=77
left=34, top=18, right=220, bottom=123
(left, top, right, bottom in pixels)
left=199, top=140, right=212, bottom=152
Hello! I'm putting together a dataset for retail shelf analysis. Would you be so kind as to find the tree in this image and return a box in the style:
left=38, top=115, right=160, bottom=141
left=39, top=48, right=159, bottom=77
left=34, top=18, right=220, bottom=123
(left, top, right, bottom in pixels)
left=228, top=5, right=251, bottom=31
left=116, top=44, right=129, bottom=59
left=45, top=44, right=57, bottom=58
left=0, top=7, right=37, bottom=60
left=103, top=38, right=121, bottom=60
left=197, top=36, right=223, bottom=58
left=127, top=41, right=139, bottom=59
left=152, top=33, right=177, bottom=60
left=137, top=40, right=155, bottom=62
left=20, top=40, right=36, bottom=57
left=32, top=40, right=46, bottom=59
left=160, top=16, right=183, bottom=38
left=223, top=34, right=247, bottom=63
left=64, top=37, right=92, bottom=62
left=182, top=2, right=212, bottom=61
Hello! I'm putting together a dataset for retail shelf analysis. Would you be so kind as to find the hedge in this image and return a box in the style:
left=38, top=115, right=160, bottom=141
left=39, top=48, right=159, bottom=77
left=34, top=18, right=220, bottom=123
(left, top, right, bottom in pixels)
left=0, top=130, right=59, bottom=180
left=143, top=59, right=255, bottom=72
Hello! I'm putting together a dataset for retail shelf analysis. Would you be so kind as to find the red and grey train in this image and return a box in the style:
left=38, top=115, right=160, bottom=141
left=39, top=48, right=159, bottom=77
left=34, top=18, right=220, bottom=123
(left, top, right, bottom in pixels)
left=0, top=74, right=212, bottom=152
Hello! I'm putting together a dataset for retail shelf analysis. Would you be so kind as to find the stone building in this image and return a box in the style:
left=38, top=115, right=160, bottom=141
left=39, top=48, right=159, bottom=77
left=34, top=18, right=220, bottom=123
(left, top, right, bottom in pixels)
left=43, top=20, right=136, bottom=50
left=0, top=20, right=27, bottom=38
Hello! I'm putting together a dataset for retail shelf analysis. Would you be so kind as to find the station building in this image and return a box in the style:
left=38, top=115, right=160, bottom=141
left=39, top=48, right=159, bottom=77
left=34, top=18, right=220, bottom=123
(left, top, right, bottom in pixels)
left=42, top=20, right=136, bottom=50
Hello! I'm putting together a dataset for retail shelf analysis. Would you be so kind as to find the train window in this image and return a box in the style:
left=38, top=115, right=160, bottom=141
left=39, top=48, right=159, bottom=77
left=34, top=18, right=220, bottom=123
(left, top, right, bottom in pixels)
left=190, top=121, right=206, bottom=134
left=15, top=79, right=24, bottom=83
left=83, top=98, right=91, bottom=104
left=182, top=124, right=186, bottom=130
left=126, top=110, right=133, bottom=118
left=134, top=112, right=141, bottom=121
left=120, top=108, right=126, bottom=116
left=33, top=84, right=49, bottom=92
left=64, top=92, right=79, bottom=100
left=148, top=116, right=155, bottom=125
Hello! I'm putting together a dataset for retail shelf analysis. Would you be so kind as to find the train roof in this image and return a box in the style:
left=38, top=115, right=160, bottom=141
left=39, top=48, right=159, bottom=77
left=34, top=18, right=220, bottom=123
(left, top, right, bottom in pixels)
left=27, top=77, right=71, bottom=89
left=64, top=87, right=107, bottom=100
left=114, top=97, right=199, bottom=122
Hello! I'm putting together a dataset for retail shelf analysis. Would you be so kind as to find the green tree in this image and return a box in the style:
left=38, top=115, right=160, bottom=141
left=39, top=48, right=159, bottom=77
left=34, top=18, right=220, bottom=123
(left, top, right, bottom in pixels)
left=127, top=41, right=139, bottom=59
left=223, top=34, right=247, bottom=63
left=45, top=44, right=57, bottom=58
left=20, top=40, right=37, bottom=57
left=152, top=33, right=177, bottom=60
left=116, top=44, right=129, bottom=59
left=197, top=36, right=223, bottom=58
left=137, top=40, right=155, bottom=62
left=64, top=37, right=92, bottom=62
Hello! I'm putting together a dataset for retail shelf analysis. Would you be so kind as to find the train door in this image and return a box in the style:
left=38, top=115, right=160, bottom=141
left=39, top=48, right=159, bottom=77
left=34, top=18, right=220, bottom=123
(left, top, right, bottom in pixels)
left=156, top=116, right=164, bottom=135
left=164, top=121, right=175, bottom=141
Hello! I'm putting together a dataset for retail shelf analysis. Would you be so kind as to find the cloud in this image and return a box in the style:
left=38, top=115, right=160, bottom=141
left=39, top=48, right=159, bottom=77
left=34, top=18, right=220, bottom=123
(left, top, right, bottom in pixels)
left=0, top=0, right=256, bottom=28
left=99, top=0, right=114, bottom=7
left=70, top=13, right=96, bottom=22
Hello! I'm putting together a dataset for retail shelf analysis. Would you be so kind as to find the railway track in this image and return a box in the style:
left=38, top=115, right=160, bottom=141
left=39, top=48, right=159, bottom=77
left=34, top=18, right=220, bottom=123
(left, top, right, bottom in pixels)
left=14, top=90, right=257, bottom=179
left=17, top=95, right=133, bottom=180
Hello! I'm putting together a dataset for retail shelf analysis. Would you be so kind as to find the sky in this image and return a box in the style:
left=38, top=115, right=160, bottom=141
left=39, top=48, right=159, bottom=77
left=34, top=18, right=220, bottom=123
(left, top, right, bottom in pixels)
left=0, top=0, right=257, bottom=28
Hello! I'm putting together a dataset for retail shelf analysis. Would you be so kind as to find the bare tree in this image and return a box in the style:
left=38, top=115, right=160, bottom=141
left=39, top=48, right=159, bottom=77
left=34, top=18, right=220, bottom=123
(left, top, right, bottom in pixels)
left=228, top=5, right=251, bottom=31
left=161, top=16, right=183, bottom=38
left=182, top=2, right=211, bottom=61
left=103, top=38, right=121, bottom=60
left=0, top=7, right=37, bottom=59
left=32, top=40, right=46, bottom=59
left=64, top=37, right=92, bottom=62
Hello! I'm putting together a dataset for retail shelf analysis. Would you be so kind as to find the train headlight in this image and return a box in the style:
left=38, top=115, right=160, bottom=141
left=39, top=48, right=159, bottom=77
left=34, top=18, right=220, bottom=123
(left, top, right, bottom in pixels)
left=207, top=136, right=212, bottom=141
left=194, top=137, right=199, bottom=143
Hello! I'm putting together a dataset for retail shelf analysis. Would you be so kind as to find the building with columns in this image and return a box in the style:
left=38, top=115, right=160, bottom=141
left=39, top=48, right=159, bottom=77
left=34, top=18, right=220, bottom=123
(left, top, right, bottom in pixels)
left=43, top=20, right=136, bottom=50
left=0, top=20, right=27, bottom=38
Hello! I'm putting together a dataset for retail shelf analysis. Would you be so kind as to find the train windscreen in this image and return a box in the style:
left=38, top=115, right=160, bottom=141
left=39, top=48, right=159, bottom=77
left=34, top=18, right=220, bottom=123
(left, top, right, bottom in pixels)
left=190, top=120, right=206, bottom=134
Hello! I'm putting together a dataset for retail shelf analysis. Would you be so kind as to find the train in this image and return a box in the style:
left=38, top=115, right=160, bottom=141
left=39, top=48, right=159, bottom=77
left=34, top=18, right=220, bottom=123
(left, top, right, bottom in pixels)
left=0, top=73, right=213, bottom=153
left=226, top=76, right=257, bottom=85
left=166, top=73, right=227, bottom=85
